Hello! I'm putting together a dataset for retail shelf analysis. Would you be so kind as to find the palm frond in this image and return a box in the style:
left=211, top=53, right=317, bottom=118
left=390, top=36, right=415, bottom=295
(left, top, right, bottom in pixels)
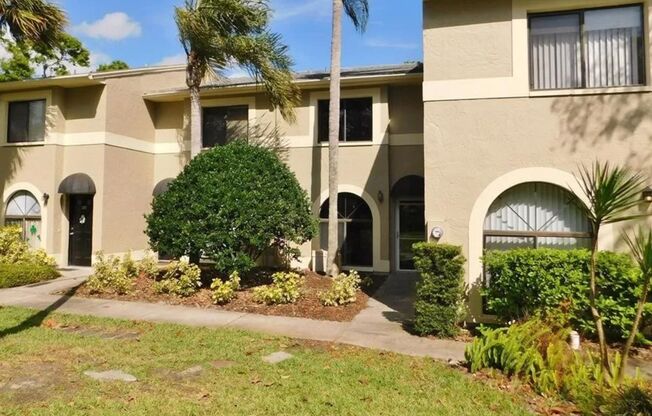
left=573, top=161, right=649, bottom=227
left=0, top=0, right=66, bottom=48
left=342, top=0, right=369, bottom=32
left=623, top=227, right=652, bottom=278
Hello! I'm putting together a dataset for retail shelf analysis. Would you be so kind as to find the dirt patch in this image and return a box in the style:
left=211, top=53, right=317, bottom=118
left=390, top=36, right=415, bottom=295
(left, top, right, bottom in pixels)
left=0, top=362, right=71, bottom=405
left=72, top=271, right=387, bottom=322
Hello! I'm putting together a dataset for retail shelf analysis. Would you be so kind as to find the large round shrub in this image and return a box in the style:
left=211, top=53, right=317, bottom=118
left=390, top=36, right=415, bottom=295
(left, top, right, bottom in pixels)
left=146, top=141, right=316, bottom=273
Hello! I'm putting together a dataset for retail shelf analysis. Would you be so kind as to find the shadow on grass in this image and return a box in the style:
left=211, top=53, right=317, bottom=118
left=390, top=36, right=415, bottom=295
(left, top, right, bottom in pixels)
left=0, top=284, right=82, bottom=339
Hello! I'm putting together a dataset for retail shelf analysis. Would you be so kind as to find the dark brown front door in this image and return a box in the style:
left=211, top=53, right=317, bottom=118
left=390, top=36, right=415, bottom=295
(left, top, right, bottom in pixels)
left=68, top=195, right=93, bottom=266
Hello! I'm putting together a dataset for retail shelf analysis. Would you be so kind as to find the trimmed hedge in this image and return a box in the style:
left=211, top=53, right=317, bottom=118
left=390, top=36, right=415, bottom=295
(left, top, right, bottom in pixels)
left=0, top=263, right=60, bottom=289
left=483, top=248, right=644, bottom=341
left=413, top=243, right=466, bottom=337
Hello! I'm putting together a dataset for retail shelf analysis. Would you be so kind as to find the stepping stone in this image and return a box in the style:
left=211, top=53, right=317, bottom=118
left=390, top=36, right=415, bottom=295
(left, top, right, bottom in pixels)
left=262, top=351, right=294, bottom=364
left=7, top=380, right=43, bottom=390
left=209, top=360, right=236, bottom=369
left=84, top=370, right=137, bottom=382
left=175, top=366, right=204, bottom=379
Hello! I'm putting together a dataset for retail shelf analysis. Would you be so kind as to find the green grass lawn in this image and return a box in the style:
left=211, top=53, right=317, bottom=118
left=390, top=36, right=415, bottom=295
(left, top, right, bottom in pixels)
left=0, top=306, right=533, bottom=415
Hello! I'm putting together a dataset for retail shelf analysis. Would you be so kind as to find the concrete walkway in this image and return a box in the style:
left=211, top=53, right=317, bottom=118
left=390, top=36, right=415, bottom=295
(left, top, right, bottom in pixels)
left=0, top=269, right=467, bottom=363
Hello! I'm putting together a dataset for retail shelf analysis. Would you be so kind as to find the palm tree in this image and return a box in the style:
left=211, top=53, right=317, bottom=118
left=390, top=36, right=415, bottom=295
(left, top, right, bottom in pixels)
left=573, top=161, right=649, bottom=378
left=175, top=0, right=300, bottom=158
left=326, top=0, right=369, bottom=276
left=0, top=0, right=66, bottom=48
left=618, top=227, right=652, bottom=384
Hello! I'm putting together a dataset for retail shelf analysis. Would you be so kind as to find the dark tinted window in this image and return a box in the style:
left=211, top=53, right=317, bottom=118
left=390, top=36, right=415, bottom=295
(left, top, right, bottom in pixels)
left=318, top=97, right=372, bottom=142
left=202, top=105, right=248, bottom=148
left=8, top=100, right=46, bottom=143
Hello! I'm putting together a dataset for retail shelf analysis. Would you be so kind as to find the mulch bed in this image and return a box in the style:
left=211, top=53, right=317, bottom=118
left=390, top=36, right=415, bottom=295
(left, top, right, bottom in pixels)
left=73, top=270, right=387, bottom=322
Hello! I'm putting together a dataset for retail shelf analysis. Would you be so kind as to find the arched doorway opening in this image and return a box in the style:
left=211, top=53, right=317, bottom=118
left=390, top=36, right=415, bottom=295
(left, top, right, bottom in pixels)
left=319, top=193, right=373, bottom=268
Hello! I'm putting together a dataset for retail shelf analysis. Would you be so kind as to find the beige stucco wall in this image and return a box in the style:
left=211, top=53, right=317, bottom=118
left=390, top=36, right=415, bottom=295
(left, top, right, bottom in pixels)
left=424, top=94, right=652, bottom=320
left=423, top=0, right=513, bottom=82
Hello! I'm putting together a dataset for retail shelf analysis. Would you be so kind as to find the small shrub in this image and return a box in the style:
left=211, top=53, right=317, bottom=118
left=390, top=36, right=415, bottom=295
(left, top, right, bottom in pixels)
left=153, top=260, right=201, bottom=297
left=483, top=248, right=644, bottom=341
left=120, top=251, right=139, bottom=279
left=253, top=271, right=304, bottom=305
left=319, top=270, right=361, bottom=306
left=0, top=226, right=56, bottom=268
left=413, top=243, right=466, bottom=337
left=137, top=250, right=160, bottom=278
left=0, top=263, right=59, bottom=288
left=86, top=252, right=133, bottom=295
left=211, top=271, right=241, bottom=305
left=601, top=385, right=652, bottom=416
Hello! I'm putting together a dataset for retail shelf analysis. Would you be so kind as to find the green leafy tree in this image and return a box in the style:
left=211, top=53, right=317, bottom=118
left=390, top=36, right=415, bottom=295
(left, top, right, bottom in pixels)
left=97, top=60, right=129, bottom=72
left=175, top=0, right=300, bottom=158
left=618, top=228, right=652, bottom=383
left=146, top=141, right=316, bottom=273
left=326, top=0, right=368, bottom=276
left=0, top=40, right=33, bottom=81
left=573, top=161, right=650, bottom=378
left=33, top=33, right=90, bottom=77
left=0, top=0, right=66, bottom=48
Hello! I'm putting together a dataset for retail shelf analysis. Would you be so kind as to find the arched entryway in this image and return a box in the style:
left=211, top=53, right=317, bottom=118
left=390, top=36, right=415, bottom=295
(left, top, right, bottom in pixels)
left=391, top=175, right=425, bottom=271
left=319, top=193, right=373, bottom=268
left=59, top=173, right=96, bottom=266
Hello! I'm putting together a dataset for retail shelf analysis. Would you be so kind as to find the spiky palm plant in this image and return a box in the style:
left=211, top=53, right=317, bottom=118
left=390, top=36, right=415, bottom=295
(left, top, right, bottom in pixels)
left=326, top=0, right=369, bottom=276
left=618, top=228, right=652, bottom=383
left=573, top=161, right=649, bottom=378
left=0, top=0, right=66, bottom=48
left=175, top=0, right=300, bottom=157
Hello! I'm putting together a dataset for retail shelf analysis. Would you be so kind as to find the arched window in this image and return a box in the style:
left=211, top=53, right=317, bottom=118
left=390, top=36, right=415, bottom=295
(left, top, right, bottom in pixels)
left=484, top=182, right=591, bottom=250
left=320, top=193, right=373, bottom=267
left=5, top=191, right=42, bottom=249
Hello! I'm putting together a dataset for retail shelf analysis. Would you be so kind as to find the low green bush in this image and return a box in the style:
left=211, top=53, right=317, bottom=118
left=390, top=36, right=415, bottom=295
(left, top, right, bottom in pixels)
left=319, top=270, right=361, bottom=306
left=210, top=271, right=241, bottom=305
left=153, top=260, right=201, bottom=297
left=0, top=263, right=60, bottom=288
left=137, top=250, right=160, bottom=278
left=602, top=385, right=652, bottom=416
left=413, top=243, right=466, bottom=337
left=86, top=252, right=133, bottom=295
left=253, top=271, right=303, bottom=305
left=465, top=319, right=627, bottom=414
left=483, top=248, right=644, bottom=341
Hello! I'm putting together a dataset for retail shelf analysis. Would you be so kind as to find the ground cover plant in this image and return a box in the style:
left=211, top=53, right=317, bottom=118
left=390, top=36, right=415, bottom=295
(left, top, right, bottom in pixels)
left=0, top=306, right=534, bottom=415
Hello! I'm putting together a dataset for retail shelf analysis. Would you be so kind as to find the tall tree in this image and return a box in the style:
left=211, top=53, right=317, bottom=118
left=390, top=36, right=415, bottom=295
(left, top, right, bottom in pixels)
left=326, top=0, right=369, bottom=276
left=33, top=33, right=90, bottom=77
left=0, top=40, right=33, bottom=81
left=97, top=60, right=130, bottom=72
left=0, top=0, right=66, bottom=48
left=175, top=0, right=300, bottom=158
left=573, top=161, right=649, bottom=379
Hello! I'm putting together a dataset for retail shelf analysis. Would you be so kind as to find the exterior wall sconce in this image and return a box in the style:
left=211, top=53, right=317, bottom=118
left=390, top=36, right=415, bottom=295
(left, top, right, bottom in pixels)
left=42, top=193, right=50, bottom=206
left=643, top=187, right=652, bottom=203
left=377, top=190, right=384, bottom=203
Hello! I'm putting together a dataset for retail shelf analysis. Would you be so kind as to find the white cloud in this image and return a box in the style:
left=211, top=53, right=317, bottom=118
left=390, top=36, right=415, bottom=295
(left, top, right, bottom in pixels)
left=364, top=38, right=419, bottom=50
left=272, top=0, right=328, bottom=21
left=72, top=12, right=142, bottom=41
left=155, top=53, right=186, bottom=66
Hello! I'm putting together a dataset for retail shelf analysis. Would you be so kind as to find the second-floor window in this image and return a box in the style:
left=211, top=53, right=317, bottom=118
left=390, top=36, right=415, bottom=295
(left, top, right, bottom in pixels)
left=202, top=105, right=248, bottom=148
left=529, top=4, right=645, bottom=90
left=8, top=100, right=46, bottom=143
left=318, top=97, right=373, bottom=142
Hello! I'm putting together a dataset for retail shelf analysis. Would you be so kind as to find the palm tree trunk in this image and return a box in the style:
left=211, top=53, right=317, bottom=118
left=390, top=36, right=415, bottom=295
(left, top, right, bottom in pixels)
left=326, top=0, right=342, bottom=277
left=589, top=230, right=612, bottom=378
left=617, top=273, right=651, bottom=384
left=189, top=84, right=202, bottom=158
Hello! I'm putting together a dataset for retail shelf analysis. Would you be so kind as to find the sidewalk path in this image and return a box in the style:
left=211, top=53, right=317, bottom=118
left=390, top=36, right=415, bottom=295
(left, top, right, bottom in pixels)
left=0, top=269, right=467, bottom=363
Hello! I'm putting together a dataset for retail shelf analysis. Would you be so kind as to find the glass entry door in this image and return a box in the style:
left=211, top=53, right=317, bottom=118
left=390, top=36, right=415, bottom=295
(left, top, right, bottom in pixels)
left=397, top=201, right=425, bottom=270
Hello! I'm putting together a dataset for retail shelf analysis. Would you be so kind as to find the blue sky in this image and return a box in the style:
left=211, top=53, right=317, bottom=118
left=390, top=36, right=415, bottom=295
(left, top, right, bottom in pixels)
left=58, top=0, right=423, bottom=74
